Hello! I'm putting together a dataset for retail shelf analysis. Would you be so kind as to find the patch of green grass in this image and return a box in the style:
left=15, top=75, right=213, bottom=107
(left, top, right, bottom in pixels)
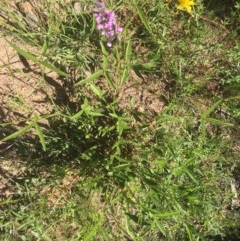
left=0, top=0, right=240, bottom=240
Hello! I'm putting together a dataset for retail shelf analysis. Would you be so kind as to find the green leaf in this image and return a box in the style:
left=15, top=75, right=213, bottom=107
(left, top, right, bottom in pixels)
left=125, top=215, right=136, bottom=241
left=206, top=117, right=234, bottom=127
left=201, top=99, right=223, bottom=139
left=125, top=39, right=132, bottom=62
left=70, top=109, right=84, bottom=120
left=133, top=62, right=158, bottom=72
left=41, top=23, right=54, bottom=56
left=125, top=213, right=139, bottom=224
left=120, top=67, right=130, bottom=86
left=1, top=122, right=34, bottom=142
left=42, top=233, right=53, bottom=241
left=81, top=98, right=104, bottom=116
left=149, top=213, right=167, bottom=236
left=88, top=111, right=104, bottom=117
left=202, top=99, right=222, bottom=118
left=146, top=209, right=180, bottom=218
left=130, top=97, right=135, bottom=108
left=185, top=169, right=199, bottom=184
left=83, top=214, right=104, bottom=241
left=104, top=70, right=115, bottom=89
left=132, top=0, right=152, bottom=34
left=100, top=41, right=108, bottom=70
left=184, top=224, right=194, bottom=241
left=118, top=40, right=133, bottom=86
left=81, top=98, right=92, bottom=113
left=226, top=95, right=240, bottom=101
left=98, top=227, right=110, bottom=241
left=90, top=83, right=105, bottom=99
left=34, top=121, right=46, bottom=151
left=91, top=15, right=96, bottom=34
left=5, top=39, right=69, bottom=77
left=74, top=70, right=104, bottom=87
left=116, top=118, right=129, bottom=136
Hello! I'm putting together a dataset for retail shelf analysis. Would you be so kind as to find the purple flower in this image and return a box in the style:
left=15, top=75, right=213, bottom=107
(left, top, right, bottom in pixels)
left=94, top=1, right=123, bottom=47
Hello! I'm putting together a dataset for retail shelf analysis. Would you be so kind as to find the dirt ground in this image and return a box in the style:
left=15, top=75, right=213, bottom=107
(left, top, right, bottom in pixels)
left=0, top=16, right=58, bottom=197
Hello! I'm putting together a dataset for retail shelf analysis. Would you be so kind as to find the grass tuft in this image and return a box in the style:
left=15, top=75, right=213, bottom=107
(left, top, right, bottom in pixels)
left=0, top=0, right=240, bottom=240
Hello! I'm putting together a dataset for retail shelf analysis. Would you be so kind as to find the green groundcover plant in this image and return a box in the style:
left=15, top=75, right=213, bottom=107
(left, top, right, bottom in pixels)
left=0, top=0, right=240, bottom=240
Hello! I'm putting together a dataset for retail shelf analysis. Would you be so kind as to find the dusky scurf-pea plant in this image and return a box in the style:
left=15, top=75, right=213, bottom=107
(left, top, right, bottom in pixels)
left=94, top=1, right=123, bottom=47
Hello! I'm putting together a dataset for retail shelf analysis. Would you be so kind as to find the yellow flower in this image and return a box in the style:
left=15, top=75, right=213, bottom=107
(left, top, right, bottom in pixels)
left=177, top=0, right=196, bottom=13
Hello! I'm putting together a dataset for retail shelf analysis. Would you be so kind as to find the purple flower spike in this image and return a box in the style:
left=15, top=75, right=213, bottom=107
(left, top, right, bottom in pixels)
left=94, top=1, right=123, bottom=47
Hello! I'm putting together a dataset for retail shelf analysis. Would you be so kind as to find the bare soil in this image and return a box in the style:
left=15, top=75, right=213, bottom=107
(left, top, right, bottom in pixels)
left=0, top=13, right=58, bottom=196
left=0, top=35, right=54, bottom=118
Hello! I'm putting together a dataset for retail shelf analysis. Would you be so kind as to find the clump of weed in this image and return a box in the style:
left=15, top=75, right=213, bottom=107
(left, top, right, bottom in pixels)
left=0, top=0, right=240, bottom=240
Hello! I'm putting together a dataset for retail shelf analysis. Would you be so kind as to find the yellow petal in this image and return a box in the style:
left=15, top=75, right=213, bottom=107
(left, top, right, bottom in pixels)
left=177, top=0, right=196, bottom=13
left=186, top=6, right=192, bottom=13
left=188, top=1, right=196, bottom=6
left=177, top=5, right=184, bottom=10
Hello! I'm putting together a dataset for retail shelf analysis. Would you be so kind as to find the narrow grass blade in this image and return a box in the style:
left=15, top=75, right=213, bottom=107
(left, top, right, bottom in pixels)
left=74, top=70, right=104, bottom=87
left=125, top=39, right=132, bottom=62
left=185, top=169, right=199, bottom=185
left=133, top=62, right=158, bottom=72
left=90, top=83, right=105, bottom=99
left=201, top=99, right=223, bottom=139
left=104, top=70, right=115, bottom=89
left=206, top=117, right=234, bottom=127
left=226, top=95, right=240, bottom=101
left=91, top=14, right=96, bottom=34
left=202, top=99, right=222, bottom=118
left=146, top=209, right=180, bottom=218
left=201, top=119, right=207, bottom=140
left=42, top=233, right=53, bottom=241
left=1, top=123, right=34, bottom=142
left=125, top=215, right=136, bottom=240
left=0, top=196, right=12, bottom=206
left=5, top=39, right=69, bottom=77
left=87, top=111, right=105, bottom=117
left=83, top=214, right=104, bottom=241
left=41, top=23, right=54, bottom=56
left=34, top=121, right=46, bottom=151
left=100, top=41, right=108, bottom=70
left=81, top=98, right=104, bottom=117
left=120, top=40, right=132, bottom=86
left=149, top=213, right=166, bottom=236
left=70, top=109, right=84, bottom=120
left=98, top=227, right=110, bottom=241
left=184, top=224, right=194, bottom=241
left=120, top=67, right=130, bottom=86
left=132, top=0, right=152, bottom=34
